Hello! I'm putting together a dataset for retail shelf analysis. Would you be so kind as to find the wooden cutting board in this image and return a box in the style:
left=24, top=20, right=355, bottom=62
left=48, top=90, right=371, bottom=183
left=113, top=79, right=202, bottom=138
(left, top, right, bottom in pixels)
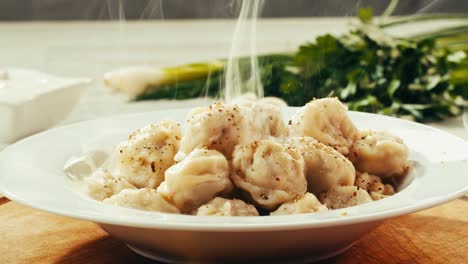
left=0, top=197, right=467, bottom=264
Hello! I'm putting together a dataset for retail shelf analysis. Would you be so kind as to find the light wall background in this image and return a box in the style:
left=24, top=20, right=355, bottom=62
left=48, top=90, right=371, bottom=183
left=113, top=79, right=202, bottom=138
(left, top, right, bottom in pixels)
left=1, top=0, right=466, bottom=20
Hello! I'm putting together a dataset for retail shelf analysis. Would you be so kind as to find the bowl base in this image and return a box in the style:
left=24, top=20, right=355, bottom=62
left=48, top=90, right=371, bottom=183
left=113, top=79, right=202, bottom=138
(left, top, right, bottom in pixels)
left=127, top=242, right=355, bottom=264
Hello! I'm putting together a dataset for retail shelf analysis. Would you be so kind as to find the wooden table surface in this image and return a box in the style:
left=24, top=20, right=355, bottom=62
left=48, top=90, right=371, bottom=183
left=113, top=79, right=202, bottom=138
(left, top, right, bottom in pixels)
left=1, top=196, right=467, bottom=264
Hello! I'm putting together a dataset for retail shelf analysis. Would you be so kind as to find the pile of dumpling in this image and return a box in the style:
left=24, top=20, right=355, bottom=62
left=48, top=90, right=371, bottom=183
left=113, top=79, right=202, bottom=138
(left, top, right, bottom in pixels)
left=85, top=97, right=410, bottom=216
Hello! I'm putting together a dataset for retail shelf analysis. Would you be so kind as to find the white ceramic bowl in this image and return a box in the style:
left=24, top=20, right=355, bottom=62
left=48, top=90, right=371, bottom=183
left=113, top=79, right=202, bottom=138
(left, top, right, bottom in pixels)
left=0, top=108, right=467, bottom=263
left=0, top=68, right=90, bottom=143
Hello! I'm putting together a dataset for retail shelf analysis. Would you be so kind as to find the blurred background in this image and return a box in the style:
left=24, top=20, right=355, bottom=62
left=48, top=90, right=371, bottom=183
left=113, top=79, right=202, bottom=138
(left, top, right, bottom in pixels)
left=0, top=0, right=466, bottom=143
left=1, top=0, right=467, bottom=20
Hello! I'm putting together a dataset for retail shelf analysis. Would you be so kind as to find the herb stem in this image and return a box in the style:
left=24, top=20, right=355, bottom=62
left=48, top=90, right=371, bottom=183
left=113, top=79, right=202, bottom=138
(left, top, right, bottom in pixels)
left=380, top=14, right=468, bottom=28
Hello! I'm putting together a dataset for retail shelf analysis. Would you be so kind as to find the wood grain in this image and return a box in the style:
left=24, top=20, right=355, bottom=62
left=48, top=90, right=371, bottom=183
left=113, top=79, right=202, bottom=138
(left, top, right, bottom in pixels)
left=0, top=198, right=466, bottom=264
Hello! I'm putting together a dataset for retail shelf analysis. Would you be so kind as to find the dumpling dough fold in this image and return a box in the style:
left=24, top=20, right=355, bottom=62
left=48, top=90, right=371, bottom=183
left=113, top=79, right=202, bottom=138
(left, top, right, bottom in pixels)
left=158, top=148, right=233, bottom=213
left=349, top=130, right=409, bottom=178
left=195, top=197, right=259, bottom=216
left=116, top=121, right=181, bottom=189
left=104, top=188, right=180, bottom=214
left=319, top=186, right=373, bottom=209
left=270, top=193, right=327, bottom=215
left=289, top=97, right=358, bottom=155
left=287, top=137, right=355, bottom=194
left=231, top=140, right=307, bottom=210
left=85, top=169, right=136, bottom=201
left=354, top=171, right=395, bottom=200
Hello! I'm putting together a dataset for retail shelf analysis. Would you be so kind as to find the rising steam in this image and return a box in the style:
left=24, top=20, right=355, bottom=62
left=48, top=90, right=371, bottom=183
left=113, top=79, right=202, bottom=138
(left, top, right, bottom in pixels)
left=224, top=0, right=265, bottom=102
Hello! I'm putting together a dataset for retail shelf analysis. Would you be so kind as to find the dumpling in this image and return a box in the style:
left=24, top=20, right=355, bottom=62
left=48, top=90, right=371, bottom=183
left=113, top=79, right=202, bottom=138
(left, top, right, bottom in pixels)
left=319, top=186, right=373, bottom=209
left=116, top=121, right=181, bottom=189
left=231, top=140, right=307, bottom=210
left=270, top=193, right=327, bottom=216
left=237, top=100, right=287, bottom=143
left=354, top=172, right=395, bottom=200
left=175, top=101, right=286, bottom=161
left=85, top=169, right=136, bottom=201
left=103, top=188, right=180, bottom=214
left=287, top=137, right=355, bottom=194
left=157, top=148, right=233, bottom=213
left=348, top=130, right=409, bottom=178
left=289, top=97, right=359, bottom=155
left=258, top=97, right=288, bottom=108
left=231, top=94, right=288, bottom=108
left=195, top=197, right=259, bottom=216
left=175, top=103, right=242, bottom=161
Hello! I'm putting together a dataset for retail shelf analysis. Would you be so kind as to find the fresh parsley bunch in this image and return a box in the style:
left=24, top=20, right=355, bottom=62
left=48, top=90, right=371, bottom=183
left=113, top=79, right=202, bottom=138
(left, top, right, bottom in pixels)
left=111, top=8, right=467, bottom=122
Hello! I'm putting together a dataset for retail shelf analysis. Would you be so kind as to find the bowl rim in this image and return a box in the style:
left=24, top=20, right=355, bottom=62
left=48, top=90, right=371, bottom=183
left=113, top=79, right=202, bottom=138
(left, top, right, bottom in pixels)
left=1, top=108, right=467, bottom=232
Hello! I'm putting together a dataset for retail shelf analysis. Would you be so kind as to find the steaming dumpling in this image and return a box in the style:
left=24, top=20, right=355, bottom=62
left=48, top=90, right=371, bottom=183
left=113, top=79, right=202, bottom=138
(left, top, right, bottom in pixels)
left=349, top=130, right=409, bottom=178
left=287, top=137, right=355, bottom=194
left=289, top=98, right=358, bottom=155
left=231, top=94, right=288, bottom=108
left=195, top=197, right=259, bottom=216
left=176, top=101, right=286, bottom=161
left=354, top=172, right=395, bottom=200
left=103, top=188, right=180, bottom=214
left=237, top=100, right=287, bottom=141
left=158, top=148, right=233, bottom=213
left=319, top=186, right=373, bottom=209
left=258, top=97, right=288, bottom=107
left=231, top=140, right=307, bottom=210
left=270, top=193, right=328, bottom=216
left=240, top=98, right=287, bottom=135
left=85, top=169, right=136, bottom=201
left=116, top=121, right=181, bottom=189
left=176, top=103, right=242, bottom=161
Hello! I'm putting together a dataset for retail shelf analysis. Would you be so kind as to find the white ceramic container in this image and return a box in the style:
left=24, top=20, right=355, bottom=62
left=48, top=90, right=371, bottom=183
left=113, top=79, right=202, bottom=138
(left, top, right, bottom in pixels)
left=0, top=68, right=90, bottom=143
